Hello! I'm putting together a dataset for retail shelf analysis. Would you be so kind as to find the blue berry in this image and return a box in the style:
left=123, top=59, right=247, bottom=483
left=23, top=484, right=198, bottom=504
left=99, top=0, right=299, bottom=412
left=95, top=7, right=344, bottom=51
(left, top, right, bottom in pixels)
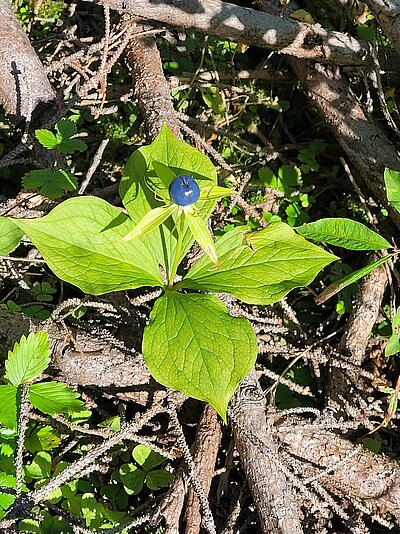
left=169, top=175, right=200, bottom=206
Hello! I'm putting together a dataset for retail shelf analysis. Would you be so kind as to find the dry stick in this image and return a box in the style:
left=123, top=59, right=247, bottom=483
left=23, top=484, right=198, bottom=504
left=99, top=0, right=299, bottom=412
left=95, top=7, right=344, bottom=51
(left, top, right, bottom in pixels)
left=229, top=371, right=303, bottom=534
left=125, top=22, right=181, bottom=140
left=90, top=0, right=372, bottom=67
left=183, top=405, right=222, bottom=534
left=276, top=425, right=400, bottom=522
left=78, top=138, right=110, bottom=194
left=0, top=0, right=55, bottom=118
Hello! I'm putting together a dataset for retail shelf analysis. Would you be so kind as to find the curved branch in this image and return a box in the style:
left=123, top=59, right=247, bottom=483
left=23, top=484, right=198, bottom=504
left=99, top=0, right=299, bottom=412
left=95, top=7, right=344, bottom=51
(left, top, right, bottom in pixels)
left=90, top=0, right=372, bottom=67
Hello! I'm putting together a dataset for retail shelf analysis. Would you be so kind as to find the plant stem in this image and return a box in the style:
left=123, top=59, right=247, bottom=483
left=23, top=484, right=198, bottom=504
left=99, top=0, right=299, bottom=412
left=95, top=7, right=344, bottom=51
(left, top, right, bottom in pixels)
left=168, top=210, right=185, bottom=287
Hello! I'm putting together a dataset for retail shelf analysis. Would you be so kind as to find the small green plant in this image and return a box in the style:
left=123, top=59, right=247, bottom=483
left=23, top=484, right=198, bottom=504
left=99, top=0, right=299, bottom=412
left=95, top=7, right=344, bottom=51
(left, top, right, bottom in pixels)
left=0, top=332, right=84, bottom=518
left=22, top=119, right=87, bottom=199
left=116, top=444, right=173, bottom=495
left=0, top=126, right=393, bottom=420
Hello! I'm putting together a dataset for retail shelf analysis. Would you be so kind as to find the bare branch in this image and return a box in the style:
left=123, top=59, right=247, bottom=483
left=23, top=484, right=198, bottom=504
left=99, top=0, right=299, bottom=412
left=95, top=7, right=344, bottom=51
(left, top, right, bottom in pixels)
left=89, top=0, right=373, bottom=67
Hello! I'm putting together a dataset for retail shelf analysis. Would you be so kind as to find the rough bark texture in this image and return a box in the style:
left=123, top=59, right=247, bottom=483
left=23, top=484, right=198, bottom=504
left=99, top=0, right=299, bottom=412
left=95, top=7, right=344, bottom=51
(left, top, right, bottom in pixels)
left=125, top=23, right=181, bottom=140
left=0, top=0, right=55, bottom=119
left=230, top=371, right=303, bottom=534
left=92, top=0, right=372, bottom=67
left=184, top=405, right=222, bottom=534
left=277, top=426, right=400, bottom=521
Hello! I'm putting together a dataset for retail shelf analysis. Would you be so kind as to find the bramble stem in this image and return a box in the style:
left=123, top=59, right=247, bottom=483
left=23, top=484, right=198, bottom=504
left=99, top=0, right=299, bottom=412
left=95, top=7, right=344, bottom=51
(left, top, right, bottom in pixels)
left=168, top=210, right=185, bottom=287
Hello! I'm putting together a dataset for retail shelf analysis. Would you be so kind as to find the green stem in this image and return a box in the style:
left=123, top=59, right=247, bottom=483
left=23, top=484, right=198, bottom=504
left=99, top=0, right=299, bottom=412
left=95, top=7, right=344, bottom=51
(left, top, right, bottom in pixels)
left=168, top=211, right=185, bottom=287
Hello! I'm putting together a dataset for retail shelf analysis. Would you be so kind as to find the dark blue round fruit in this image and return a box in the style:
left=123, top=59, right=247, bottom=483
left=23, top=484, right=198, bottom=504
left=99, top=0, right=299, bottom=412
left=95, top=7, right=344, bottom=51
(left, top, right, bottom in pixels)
left=169, top=175, right=200, bottom=206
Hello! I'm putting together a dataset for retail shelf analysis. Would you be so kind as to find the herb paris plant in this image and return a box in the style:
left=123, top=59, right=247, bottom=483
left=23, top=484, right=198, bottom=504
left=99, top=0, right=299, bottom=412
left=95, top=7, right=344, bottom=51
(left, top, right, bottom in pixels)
left=0, top=125, right=391, bottom=419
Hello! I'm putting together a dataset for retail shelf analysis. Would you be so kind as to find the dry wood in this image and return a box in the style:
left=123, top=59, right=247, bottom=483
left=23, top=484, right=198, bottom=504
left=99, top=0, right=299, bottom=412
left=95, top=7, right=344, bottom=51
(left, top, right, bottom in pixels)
left=184, top=405, right=222, bottom=534
left=0, top=0, right=55, bottom=119
left=277, top=425, right=400, bottom=521
left=230, top=371, right=303, bottom=534
left=90, top=0, right=373, bottom=67
left=125, top=22, right=181, bottom=140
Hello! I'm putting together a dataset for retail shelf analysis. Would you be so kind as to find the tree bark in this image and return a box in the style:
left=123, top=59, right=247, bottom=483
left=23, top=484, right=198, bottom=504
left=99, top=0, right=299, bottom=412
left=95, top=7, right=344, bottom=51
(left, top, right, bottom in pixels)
left=91, top=0, right=373, bottom=67
left=0, top=0, right=55, bottom=119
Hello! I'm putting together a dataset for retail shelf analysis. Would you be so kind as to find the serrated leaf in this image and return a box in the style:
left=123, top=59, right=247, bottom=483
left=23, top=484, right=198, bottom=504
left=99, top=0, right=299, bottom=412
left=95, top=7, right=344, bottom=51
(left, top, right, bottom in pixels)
left=29, top=381, right=83, bottom=415
left=58, top=139, right=87, bottom=154
left=120, top=124, right=217, bottom=281
left=385, top=307, right=400, bottom=357
left=133, top=445, right=165, bottom=471
left=35, top=129, right=59, bottom=150
left=11, top=196, right=163, bottom=295
left=23, top=169, right=77, bottom=199
left=185, top=211, right=218, bottom=266
left=142, top=292, right=258, bottom=420
left=122, top=204, right=178, bottom=241
left=179, top=223, right=337, bottom=305
left=146, top=469, right=173, bottom=490
left=316, top=254, right=393, bottom=305
left=296, top=218, right=391, bottom=250
left=0, top=217, right=23, bottom=255
left=56, top=119, right=77, bottom=140
left=0, top=386, right=18, bottom=429
left=5, top=332, right=51, bottom=386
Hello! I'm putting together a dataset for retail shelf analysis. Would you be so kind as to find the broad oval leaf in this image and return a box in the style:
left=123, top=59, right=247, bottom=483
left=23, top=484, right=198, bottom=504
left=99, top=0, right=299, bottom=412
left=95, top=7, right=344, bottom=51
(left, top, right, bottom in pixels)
left=142, top=292, right=258, bottom=420
left=296, top=218, right=391, bottom=250
left=179, top=223, right=338, bottom=305
left=384, top=168, right=400, bottom=214
left=11, top=196, right=163, bottom=295
left=5, top=332, right=51, bottom=386
left=0, top=217, right=23, bottom=255
left=120, top=124, right=217, bottom=280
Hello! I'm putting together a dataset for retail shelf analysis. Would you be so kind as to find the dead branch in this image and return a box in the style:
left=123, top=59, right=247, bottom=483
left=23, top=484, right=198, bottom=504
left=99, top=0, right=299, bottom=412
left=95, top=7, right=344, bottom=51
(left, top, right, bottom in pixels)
left=277, top=424, right=400, bottom=521
left=125, top=22, right=181, bottom=139
left=229, top=371, right=303, bottom=534
left=89, top=0, right=373, bottom=67
left=184, top=405, right=222, bottom=534
left=0, top=0, right=55, bottom=119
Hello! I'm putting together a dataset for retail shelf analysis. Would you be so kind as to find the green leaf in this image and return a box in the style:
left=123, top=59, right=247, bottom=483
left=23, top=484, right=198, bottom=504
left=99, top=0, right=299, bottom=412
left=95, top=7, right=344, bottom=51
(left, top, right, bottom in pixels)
left=199, top=86, right=225, bottom=115
left=185, top=211, right=218, bottom=266
left=29, top=381, right=83, bottom=415
left=25, top=425, right=61, bottom=452
left=146, top=469, right=173, bottom=490
left=179, top=223, right=337, bottom=305
left=199, top=185, right=232, bottom=201
left=122, top=204, right=178, bottom=241
left=316, top=254, right=393, bottom=304
left=35, top=129, right=59, bottom=150
left=25, top=451, right=51, bottom=479
left=0, top=217, right=23, bottom=255
left=384, top=168, right=400, bottom=214
left=385, top=307, right=400, bottom=357
left=11, top=196, right=163, bottom=295
left=0, top=386, right=18, bottom=429
left=56, top=119, right=77, bottom=140
left=57, top=139, right=87, bottom=154
left=142, top=292, right=258, bottom=420
left=5, top=332, right=51, bottom=386
left=119, top=464, right=145, bottom=495
left=296, top=218, right=391, bottom=250
left=120, top=124, right=217, bottom=280
left=133, top=445, right=165, bottom=472
left=23, top=169, right=77, bottom=198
